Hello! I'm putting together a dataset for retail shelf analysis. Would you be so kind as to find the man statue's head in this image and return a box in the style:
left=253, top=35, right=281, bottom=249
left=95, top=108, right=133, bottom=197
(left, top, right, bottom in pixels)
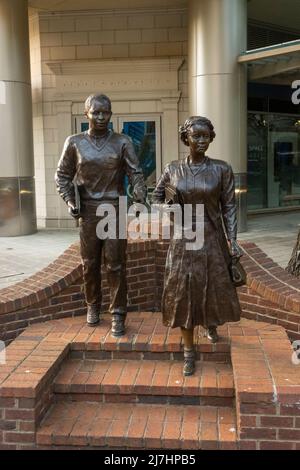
left=84, top=94, right=112, bottom=134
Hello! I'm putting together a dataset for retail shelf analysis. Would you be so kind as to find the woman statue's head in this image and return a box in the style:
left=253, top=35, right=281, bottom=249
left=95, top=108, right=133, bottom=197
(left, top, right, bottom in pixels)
left=179, top=116, right=216, bottom=147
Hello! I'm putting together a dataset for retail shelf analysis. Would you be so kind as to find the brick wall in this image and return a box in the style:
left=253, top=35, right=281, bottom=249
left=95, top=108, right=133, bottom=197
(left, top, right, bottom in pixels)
left=231, top=325, right=300, bottom=450
left=240, top=242, right=300, bottom=340
left=239, top=286, right=300, bottom=341
left=0, top=337, right=69, bottom=449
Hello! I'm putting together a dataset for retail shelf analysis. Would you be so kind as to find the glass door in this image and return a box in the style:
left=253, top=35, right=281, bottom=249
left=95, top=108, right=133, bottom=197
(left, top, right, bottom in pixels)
left=118, top=115, right=161, bottom=191
left=247, top=112, right=300, bottom=210
left=73, top=113, right=161, bottom=200
left=247, top=113, right=268, bottom=209
left=268, top=114, right=300, bottom=207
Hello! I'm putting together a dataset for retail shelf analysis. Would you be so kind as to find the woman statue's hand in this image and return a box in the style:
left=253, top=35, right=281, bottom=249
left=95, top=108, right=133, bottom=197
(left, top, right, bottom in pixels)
left=229, top=239, right=243, bottom=260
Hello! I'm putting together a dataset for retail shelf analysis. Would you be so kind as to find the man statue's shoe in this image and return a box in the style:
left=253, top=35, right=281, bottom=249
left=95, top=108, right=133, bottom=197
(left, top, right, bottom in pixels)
left=86, top=305, right=100, bottom=327
left=183, top=348, right=195, bottom=376
left=205, top=326, right=219, bottom=343
left=111, top=314, right=126, bottom=337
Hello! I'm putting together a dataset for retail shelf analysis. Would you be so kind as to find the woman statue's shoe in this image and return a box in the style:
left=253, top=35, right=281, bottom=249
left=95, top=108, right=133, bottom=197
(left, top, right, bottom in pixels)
left=86, top=305, right=100, bottom=327
left=183, top=348, right=195, bottom=376
left=111, top=314, right=126, bottom=337
left=205, top=326, right=219, bottom=343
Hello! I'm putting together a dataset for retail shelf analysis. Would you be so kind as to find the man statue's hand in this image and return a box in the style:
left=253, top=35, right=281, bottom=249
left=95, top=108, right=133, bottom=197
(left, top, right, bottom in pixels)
left=130, top=202, right=142, bottom=218
left=67, top=200, right=76, bottom=211
left=67, top=200, right=80, bottom=219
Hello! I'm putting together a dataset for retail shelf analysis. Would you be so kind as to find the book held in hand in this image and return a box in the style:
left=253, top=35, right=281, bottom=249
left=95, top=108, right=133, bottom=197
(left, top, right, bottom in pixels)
left=165, top=183, right=183, bottom=205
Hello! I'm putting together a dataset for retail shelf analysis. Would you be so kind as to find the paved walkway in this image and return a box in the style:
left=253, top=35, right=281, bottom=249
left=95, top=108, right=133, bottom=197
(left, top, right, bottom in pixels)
left=238, top=211, right=299, bottom=269
left=0, top=211, right=299, bottom=288
left=0, top=229, right=78, bottom=288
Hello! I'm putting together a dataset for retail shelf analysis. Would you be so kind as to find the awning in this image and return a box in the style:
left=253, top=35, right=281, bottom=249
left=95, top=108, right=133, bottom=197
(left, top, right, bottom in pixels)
left=238, top=39, right=300, bottom=80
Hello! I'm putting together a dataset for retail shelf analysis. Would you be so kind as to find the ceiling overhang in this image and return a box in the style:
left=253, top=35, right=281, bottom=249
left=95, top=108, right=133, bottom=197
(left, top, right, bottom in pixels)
left=28, top=0, right=300, bottom=33
left=46, top=57, right=184, bottom=76
left=238, top=40, right=300, bottom=81
left=44, top=57, right=184, bottom=102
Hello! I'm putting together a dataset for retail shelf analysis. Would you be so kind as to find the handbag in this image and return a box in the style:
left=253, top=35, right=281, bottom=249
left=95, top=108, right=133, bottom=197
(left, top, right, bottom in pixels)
left=229, top=257, right=247, bottom=287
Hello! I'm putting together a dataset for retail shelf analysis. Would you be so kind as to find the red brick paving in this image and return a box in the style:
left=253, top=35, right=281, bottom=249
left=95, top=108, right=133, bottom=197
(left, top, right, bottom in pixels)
left=1, top=313, right=300, bottom=450
left=36, top=401, right=236, bottom=449
left=54, top=358, right=234, bottom=399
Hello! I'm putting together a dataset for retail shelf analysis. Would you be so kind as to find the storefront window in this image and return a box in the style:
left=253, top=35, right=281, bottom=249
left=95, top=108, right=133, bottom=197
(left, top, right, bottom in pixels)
left=269, top=115, right=300, bottom=207
left=248, top=113, right=268, bottom=209
left=247, top=112, right=300, bottom=209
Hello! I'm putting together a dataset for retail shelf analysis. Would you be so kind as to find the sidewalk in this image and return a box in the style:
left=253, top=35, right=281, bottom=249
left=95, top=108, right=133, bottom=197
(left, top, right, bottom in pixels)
left=0, top=210, right=298, bottom=289
left=0, top=229, right=78, bottom=288
left=238, top=211, right=299, bottom=268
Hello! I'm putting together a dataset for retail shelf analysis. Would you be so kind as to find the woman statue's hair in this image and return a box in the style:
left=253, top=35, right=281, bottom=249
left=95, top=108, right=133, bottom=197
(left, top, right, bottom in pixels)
left=179, top=116, right=216, bottom=146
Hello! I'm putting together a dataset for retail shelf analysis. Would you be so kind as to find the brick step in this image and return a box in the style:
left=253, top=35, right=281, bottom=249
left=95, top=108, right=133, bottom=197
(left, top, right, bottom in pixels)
left=37, top=401, right=237, bottom=450
left=70, top=349, right=231, bottom=363
left=53, top=359, right=234, bottom=406
left=68, top=314, right=231, bottom=363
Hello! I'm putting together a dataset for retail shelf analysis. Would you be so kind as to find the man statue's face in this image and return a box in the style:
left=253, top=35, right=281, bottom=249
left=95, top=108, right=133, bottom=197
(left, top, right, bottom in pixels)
left=87, top=99, right=112, bottom=133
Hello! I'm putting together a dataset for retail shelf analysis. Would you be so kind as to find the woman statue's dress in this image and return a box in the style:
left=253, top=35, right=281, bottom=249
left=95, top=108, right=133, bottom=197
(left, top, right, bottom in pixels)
left=152, top=155, right=242, bottom=330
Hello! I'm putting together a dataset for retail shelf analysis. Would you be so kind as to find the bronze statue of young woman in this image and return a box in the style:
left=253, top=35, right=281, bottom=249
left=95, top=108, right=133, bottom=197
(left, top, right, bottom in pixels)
left=55, top=94, right=146, bottom=337
left=152, top=116, right=243, bottom=376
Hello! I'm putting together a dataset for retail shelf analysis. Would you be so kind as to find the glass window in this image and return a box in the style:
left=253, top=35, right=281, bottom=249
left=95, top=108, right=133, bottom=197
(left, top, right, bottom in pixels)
left=121, top=121, right=156, bottom=188
left=247, top=112, right=300, bottom=209
left=269, top=115, right=300, bottom=207
left=247, top=113, right=268, bottom=209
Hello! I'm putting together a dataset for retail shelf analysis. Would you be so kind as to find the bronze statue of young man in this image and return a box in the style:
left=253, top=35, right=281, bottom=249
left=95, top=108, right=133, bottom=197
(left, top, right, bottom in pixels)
left=55, top=94, right=147, bottom=336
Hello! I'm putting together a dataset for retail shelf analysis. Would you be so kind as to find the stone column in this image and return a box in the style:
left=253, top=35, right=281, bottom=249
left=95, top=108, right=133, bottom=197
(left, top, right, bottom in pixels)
left=188, top=0, right=248, bottom=232
left=161, top=96, right=181, bottom=169
left=0, top=0, right=37, bottom=236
